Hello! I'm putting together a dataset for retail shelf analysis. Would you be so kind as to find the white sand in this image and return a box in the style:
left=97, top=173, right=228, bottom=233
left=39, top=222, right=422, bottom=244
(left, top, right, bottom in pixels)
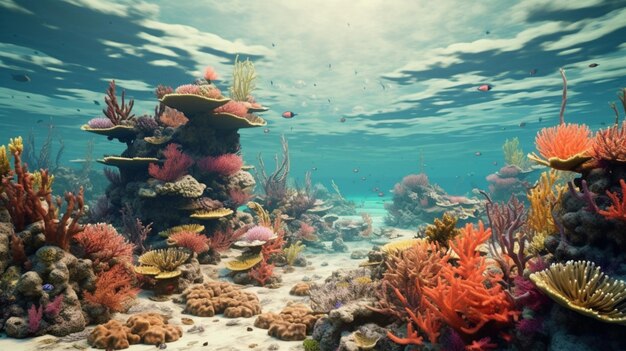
left=0, top=198, right=411, bottom=351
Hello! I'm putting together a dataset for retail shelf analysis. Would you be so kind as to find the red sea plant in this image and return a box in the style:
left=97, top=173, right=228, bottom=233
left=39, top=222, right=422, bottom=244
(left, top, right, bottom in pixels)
left=197, top=153, right=243, bottom=176
left=591, top=121, right=626, bottom=163
left=148, top=143, right=194, bottom=182
left=74, top=223, right=134, bottom=270
left=422, top=222, right=518, bottom=338
left=168, top=231, right=210, bottom=254
left=535, top=123, right=592, bottom=160
left=27, top=304, right=43, bottom=334
left=598, top=179, right=626, bottom=222
left=209, top=225, right=250, bottom=253
left=83, top=264, right=139, bottom=313
left=103, top=80, right=135, bottom=125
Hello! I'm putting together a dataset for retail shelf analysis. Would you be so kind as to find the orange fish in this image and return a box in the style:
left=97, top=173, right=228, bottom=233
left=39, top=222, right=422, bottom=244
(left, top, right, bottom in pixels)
left=282, top=111, right=297, bottom=118
left=477, top=84, right=492, bottom=92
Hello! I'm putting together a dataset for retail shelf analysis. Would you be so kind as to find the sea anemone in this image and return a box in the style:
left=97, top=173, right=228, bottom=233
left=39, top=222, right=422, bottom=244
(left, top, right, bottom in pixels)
left=243, top=225, right=275, bottom=242
left=214, top=100, right=248, bottom=117
left=535, top=123, right=592, bottom=160
left=175, top=84, right=201, bottom=95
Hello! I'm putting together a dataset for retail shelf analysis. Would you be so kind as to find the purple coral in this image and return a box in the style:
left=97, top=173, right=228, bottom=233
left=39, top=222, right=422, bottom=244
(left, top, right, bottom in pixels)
left=87, top=117, right=114, bottom=129
left=135, top=115, right=159, bottom=135
left=243, top=225, right=275, bottom=242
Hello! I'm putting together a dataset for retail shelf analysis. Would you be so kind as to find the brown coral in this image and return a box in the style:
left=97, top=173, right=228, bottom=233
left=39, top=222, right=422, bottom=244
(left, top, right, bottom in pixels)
left=289, top=282, right=311, bottom=296
left=180, top=281, right=261, bottom=318
left=254, top=303, right=323, bottom=341
left=88, top=313, right=182, bottom=350
left=423, top=212, right=460, bottom=248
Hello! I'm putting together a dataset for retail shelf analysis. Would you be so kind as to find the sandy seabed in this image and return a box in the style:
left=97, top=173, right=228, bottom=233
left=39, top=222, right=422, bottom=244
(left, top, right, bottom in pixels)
left=0, top=198, right=408, bottom=351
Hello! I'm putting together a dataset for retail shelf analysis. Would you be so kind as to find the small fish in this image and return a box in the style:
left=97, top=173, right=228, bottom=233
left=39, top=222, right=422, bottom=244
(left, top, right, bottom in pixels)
left=475, top=151, right=482, bottom=156
left=353, top=168, right=359, bottom=173
left=354, top=70, right=358, bottom=75
left=588, top=63, right=598, bottom=68
left=529, top=68, right=538, bottom=76
left=360, top=176, right=367, bottom=181
left=263, top=128, right=270, bottom=133
left=12, top=74, right=30, bottom=82
left=340, top=117, right=346, bottom=123
left=492, top=161, right=498, bottom=166
left=93, top=100, right=100, bottom=105
left=327, top=98, right=331, bottom=103
left=272, top=43, right=275, bottom=47
left=282, top=111, right=297, bottom=119
left=328, top=63, right=332, bottom=69
left=76, top=108, right=81, bottom=112
left=379, top=81, right=386, bottom=90
left=270, top=80, right=274, bottom=86
left=373, top=187, right=380, bottom=192
left=477, top=84, right=492, bottom=92
left=36, top=119, right=43, bottom=123
left=313, top=83, right=317, bottom=87
left=538, top=117, right=543, bottom=122
left=312, top=167, right=317, bottom=171
left=519, top=122, right=527, bottom=127
left=42, top=283, right=54, bottom=292
left=485, top=30, right=490, bottom=35
left=377, top=192, right=385, bottom=197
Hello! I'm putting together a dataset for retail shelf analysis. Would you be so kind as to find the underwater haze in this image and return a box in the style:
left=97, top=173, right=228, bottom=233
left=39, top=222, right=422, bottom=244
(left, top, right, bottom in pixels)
left=1, top=0, right=625, bottom=195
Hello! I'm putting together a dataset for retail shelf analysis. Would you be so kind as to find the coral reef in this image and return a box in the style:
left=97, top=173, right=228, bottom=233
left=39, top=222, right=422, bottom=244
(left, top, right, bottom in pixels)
left=255, top=302, right=324, bottom=341
left=87, top=312, right=182, bottom=349
left=178, top=280, right=261, bottom=318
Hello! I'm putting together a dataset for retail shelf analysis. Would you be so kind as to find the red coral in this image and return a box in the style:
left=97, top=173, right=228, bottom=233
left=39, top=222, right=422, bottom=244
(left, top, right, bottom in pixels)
left=168, top=231, right=210, bottom=253
left=598, top=179, right=626, bottom=222
left=249, top=257, right=274, bottom=286
left=74, top=223, right=134, bottom=270
left=209, top=225, right=249, bottom=252
left=422, top=222, right=518, bottom=337
left=197, top=153, right=243, bottom=176
left=28, top=304, right=43, bottom=334
left=591, top=121, right=626, bottom=162
left=44, top=295, right=64, bottom=317
left=148, top=143, right=194, bottom=182
left=159, top=107, right=188, bottom=128
left=83, top=264, right=139, bottom=313
left=103, top=80, right=135, bottom=125
left=228, top=188, right=253, bottom=207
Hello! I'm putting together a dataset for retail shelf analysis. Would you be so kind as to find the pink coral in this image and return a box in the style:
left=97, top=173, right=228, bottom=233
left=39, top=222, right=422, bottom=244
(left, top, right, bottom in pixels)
left=149, top=143, right=194, bottom=182
left=175, top=84, right=201, bottom=95
left=74, top=223, right=134, bottom=268
left=197, top=153, right=243, bottom=176
left=243, top=226, right=275, bottom=242
left=203, top=66, right=219, bottom=81
left=214, top=101, right=249, bottom=117
left=402, top=174, right=429, bottom=189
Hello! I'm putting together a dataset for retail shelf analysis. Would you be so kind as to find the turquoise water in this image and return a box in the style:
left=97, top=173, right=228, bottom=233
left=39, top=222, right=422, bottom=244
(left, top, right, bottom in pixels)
left=0, top=0, right=625, bottom=196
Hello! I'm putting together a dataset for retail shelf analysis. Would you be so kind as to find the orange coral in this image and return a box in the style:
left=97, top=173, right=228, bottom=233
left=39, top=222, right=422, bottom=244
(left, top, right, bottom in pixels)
left=535, top=123, right=592, bottom=160
left=159, top=107, right=188, bottom=128
left=598, top=179, right=626, bottom=222
left=591, top=121, right=626, bottom=163
left=421, top=222, right=518, bottom=337
left=84, top=264, right=139, bottom=312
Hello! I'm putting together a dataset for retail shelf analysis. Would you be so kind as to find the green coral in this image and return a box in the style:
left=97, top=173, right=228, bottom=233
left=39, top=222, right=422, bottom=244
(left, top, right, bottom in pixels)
left=229, top=55, right=256, bottom=101
left=502, top=137, right=531, bottom=170
left=302, top=338, right=321, bottom=351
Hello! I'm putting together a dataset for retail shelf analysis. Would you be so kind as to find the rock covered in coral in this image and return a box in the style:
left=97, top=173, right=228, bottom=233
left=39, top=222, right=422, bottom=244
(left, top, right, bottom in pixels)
left=178, top=280, right=261, bottom=317
left=88, top=312, right=182, bottom=349
left=290, top=282, right=311, bottom=296
left=254, top=302, right=323, bottom=341
left=153, top=175, right=206, bottom=198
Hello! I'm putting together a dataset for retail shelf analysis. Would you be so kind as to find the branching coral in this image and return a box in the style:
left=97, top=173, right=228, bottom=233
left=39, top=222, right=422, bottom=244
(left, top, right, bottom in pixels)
left=256, top=135, right=290, bottom=208
left=167, top=231, right=210, bottom=254
left=83, top=264, right=139, bottom=313
left=74, top=223, right=134, bottom=269
left=526, top=171, right=566, bottom=254
left=529, top=261, right=626, bottom=324
left=229, top=55, right=257, bottom=101
left=422, top=222, right=518, bottom=337
left=103, top=80, right=135, bottom=125
left=598, top=179, right=626, bottom=222
left=148, top=143, right=194, bottom=182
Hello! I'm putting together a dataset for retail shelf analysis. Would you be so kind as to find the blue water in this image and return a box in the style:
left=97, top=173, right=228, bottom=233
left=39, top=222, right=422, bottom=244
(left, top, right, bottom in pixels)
left=1, top=0, right=625, bottom=198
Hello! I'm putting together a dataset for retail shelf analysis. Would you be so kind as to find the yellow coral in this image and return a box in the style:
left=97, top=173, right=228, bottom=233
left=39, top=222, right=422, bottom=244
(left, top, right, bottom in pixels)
left=135, top=248, right=190, bottom=279
left=424, top=213, right=460, bottom=248
left=31, top=170, right=55, bottom=193
left=283, top=241, right=305, bottom=266
left=225, top=253, right=263, bottom=271
left=502, top=137, right=531, bottom=170
left=0, top=145, right=9, bottom=177
left=158, top=224, right=205, bottom=238
left=8, top=136, right=23, bottom=155
left=229, top=55, right=256, bottom=101
left=247, top=201, right=271, bottom=227
left=527, top=170, right=566, bottom=254
left=530, top=261, right=626, bottom=325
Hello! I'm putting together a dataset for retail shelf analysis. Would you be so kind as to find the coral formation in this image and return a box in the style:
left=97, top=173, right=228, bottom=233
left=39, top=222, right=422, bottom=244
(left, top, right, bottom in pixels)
left=88, top=313, right=182, bottom=349
left=255, top=302, right=323, bottom=341
left=179, top=281, right=261, bottom=318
